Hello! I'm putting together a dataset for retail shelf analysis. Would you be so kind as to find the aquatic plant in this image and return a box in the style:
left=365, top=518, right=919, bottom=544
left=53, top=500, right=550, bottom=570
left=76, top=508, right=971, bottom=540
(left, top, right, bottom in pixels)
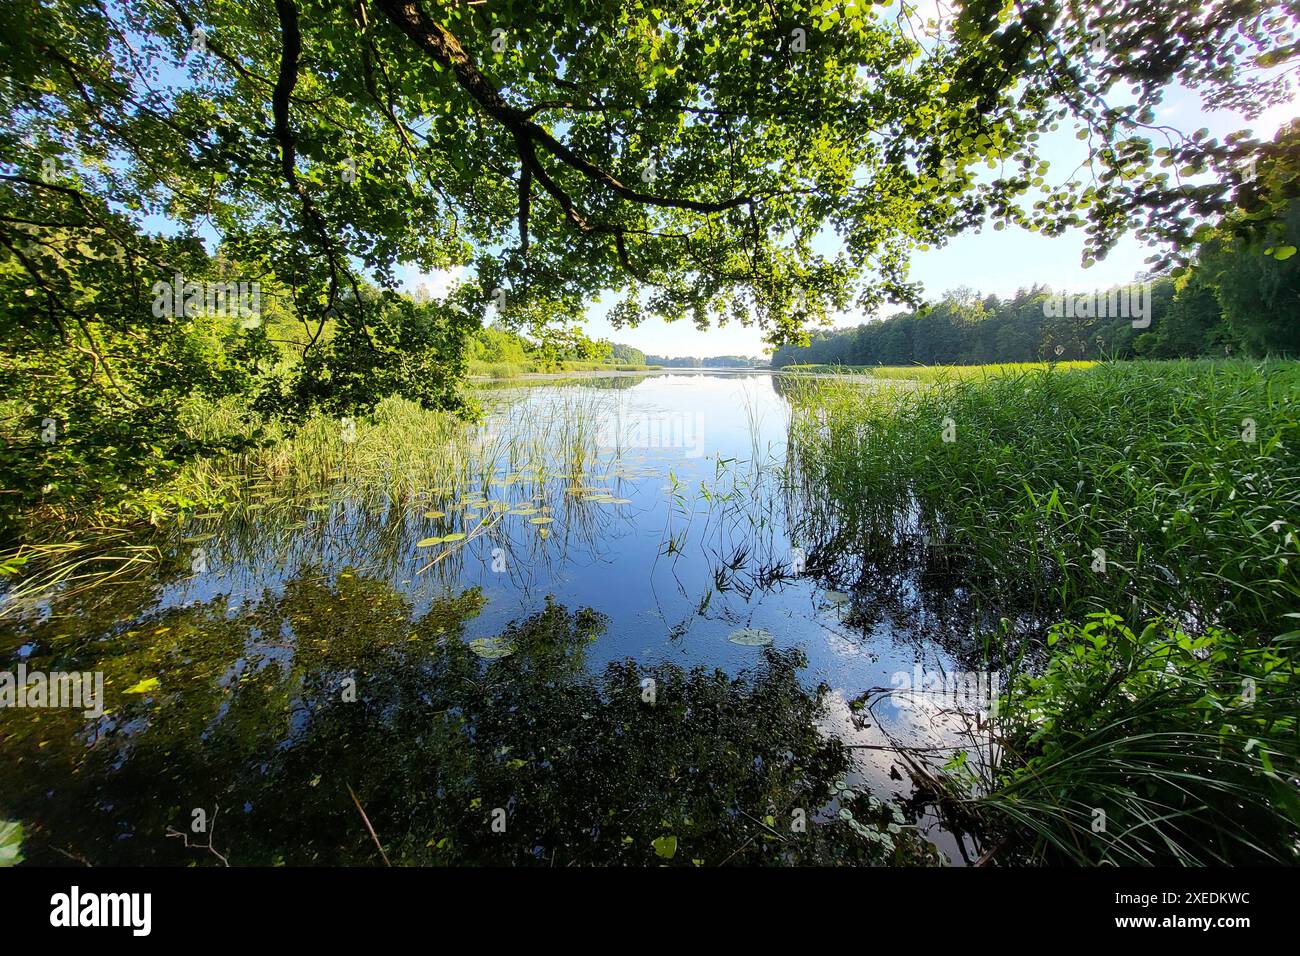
left=783, top=359, right=1300, bottom=864
left=784, top=360, right=1300, bottom=637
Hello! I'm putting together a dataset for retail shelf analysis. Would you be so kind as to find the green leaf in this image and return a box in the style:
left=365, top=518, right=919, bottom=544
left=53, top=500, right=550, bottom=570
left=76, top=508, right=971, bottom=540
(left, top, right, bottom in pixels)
left=728, top=627, right=774, bottom=646
left=124, top=677, right=160, bottom=694
left=652, top=834, right=678, bottom=859
left=0, top=820, right=23, bottom=867
left=468, top=636, right=516, bottom=659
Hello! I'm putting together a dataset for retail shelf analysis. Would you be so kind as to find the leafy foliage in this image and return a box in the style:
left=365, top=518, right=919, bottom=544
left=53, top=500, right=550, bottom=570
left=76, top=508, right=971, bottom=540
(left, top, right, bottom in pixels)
left=985, top=613, right=1299, bottom=865
left=0, top=819, right=22, bottom=867
left=1199, top=199, right=1300, bottom=356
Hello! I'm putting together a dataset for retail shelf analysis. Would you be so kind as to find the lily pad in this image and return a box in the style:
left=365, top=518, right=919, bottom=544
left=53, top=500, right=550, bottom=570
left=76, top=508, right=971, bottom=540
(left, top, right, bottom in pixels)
left=652, top=835, right=678, bottom=859
left=468, top=636, right=516, bottom=660
left=529, top=516, right=555, bottom=525
left=728, top=628, right=774, bottom=646
left=422, top=511, right=445, bottom=519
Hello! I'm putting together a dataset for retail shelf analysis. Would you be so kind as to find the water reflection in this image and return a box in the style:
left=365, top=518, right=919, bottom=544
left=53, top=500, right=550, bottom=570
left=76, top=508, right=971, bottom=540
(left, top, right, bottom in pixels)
left=2, top=569, right=938, bottom=865
left=1, top=371, right=1005, bottom=865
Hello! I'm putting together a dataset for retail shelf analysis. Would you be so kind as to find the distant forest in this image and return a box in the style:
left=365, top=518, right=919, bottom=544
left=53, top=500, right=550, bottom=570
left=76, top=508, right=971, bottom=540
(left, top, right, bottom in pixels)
left=772, top=204, right=1300, bottom=368
left=644, top=354, right=769, bottom=368
left=772, top=281, right=1183, bottom=367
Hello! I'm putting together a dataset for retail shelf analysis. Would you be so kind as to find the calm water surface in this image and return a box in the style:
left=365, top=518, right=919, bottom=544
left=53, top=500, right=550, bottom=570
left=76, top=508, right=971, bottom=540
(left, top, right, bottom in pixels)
left=1, top=372, right=992, bottom=866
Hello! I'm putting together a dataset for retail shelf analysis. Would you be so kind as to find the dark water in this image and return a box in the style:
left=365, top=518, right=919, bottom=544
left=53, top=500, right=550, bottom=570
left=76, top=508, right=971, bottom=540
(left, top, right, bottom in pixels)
left=0, top=372, right=993, bottom=866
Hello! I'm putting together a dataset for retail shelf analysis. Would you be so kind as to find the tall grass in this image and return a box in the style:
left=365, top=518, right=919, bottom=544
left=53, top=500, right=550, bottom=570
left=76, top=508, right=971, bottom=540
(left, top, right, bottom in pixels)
left=1, top=390, right=624, bottom=613
left=787, top=359, right=1300, bottom=636
left=778, top=360, right=1096, bottom=382
left=785, top=359, right=1300, bottom=863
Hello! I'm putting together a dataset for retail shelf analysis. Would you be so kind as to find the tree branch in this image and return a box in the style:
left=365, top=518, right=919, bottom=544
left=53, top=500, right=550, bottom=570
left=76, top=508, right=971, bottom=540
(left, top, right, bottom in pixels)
left=373, top=0, right=755, bottom=215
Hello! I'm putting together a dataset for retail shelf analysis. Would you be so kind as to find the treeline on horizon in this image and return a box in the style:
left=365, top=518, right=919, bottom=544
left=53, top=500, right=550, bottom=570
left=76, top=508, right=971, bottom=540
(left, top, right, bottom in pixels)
left=606, top=341, right=766, bottom=367
left=471, top=328, right=767, bottom=370
left=641, top=353, right=769, bottom=368
left=772, top=201, right=1300, bottom=368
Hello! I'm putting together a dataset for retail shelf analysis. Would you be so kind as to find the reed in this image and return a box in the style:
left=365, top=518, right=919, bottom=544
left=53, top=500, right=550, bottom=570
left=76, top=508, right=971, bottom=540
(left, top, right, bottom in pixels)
left=783, top=359, right=1300, bottom=863
left=785, top=359, right=1300, bottom=636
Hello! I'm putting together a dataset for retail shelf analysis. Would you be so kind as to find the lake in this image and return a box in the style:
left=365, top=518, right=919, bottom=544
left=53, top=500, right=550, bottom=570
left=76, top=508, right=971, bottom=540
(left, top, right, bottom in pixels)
left=1, top=371, right=998, bottom=866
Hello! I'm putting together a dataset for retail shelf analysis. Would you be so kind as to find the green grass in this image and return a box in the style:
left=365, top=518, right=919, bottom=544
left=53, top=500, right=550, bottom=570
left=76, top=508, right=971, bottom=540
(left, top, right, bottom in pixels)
left=785, top=358, right=1300, bottom=863
left=787, top=359, right=1300, bottom=634
left=778, top=360, right=1097, bottom=381
left=1, top=391, right=619, bottom=613
left=979, top=612, right=1299, bottom=865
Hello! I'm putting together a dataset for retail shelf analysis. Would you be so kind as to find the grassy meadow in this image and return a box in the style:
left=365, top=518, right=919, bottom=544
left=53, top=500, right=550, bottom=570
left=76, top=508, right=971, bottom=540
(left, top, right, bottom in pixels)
left=777, top=360, right=1099, bottom=381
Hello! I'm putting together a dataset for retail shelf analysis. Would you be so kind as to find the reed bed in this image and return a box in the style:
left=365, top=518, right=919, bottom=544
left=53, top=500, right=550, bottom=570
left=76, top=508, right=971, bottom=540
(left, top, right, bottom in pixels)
left=778, top=360, right=1096, bottom=382
left=1, top=390, right=625, bottom=611
left=786, top=359, right=1300, bottom=635
left=784, top=359, right=1300, bottom=864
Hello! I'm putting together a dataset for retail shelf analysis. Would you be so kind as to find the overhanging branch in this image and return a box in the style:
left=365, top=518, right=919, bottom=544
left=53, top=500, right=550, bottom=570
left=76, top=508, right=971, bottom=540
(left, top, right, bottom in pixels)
left=374, top=0, right=756, bottom=217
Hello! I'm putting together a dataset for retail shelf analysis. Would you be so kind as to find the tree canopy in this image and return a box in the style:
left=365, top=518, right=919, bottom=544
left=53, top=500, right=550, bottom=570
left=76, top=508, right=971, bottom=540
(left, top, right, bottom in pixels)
left=1, top=0, right=1296, bottom=440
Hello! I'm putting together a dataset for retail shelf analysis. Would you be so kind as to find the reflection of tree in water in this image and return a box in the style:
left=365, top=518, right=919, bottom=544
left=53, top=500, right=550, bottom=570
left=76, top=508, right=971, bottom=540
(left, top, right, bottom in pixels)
left=1, top=570, right=938, bottom=866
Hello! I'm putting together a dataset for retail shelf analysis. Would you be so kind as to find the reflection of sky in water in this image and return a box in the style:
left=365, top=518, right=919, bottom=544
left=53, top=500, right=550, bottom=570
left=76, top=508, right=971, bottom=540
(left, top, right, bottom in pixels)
left=0, top=371, right=1016, bottom=864
left=148, top=373, right=977, bottom=825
